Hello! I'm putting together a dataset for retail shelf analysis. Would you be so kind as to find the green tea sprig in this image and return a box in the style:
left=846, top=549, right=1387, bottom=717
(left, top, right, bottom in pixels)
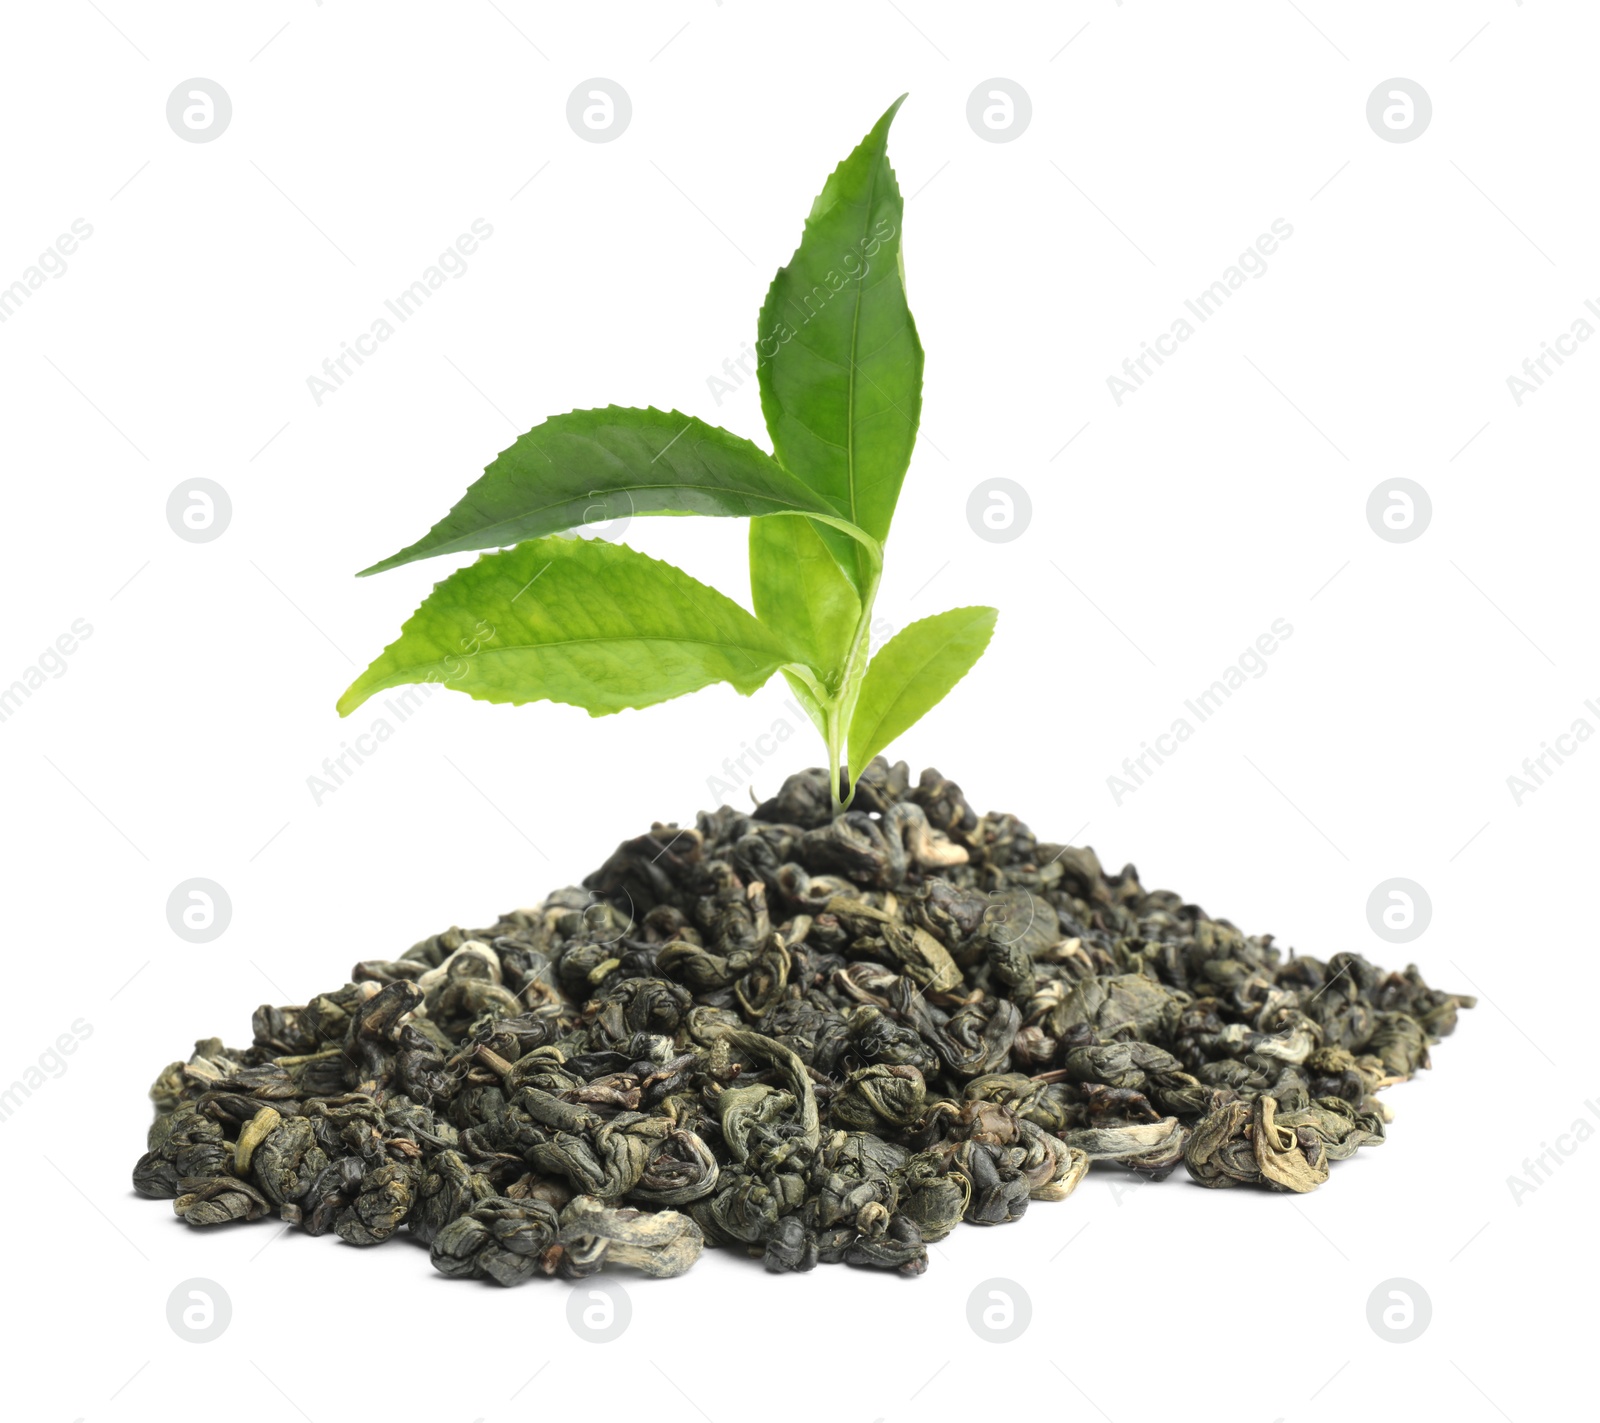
left=340, top=97, right=995, bottom=814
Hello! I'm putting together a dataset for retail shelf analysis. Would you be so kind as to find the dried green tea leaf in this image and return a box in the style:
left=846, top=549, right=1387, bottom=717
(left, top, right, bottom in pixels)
left=131, top=760, right=1470, bottom=1285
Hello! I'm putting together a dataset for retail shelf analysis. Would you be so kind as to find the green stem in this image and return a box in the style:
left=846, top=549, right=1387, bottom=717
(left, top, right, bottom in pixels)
left=781, top=565, right=882, bottom=818
left=824, top=698, right=845, bottom=816
left=826, top=567, right=882, bottom=815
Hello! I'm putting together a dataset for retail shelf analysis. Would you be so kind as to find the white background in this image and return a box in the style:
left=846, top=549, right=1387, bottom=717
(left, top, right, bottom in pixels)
left=0, top=2, right=1591, bottom=1420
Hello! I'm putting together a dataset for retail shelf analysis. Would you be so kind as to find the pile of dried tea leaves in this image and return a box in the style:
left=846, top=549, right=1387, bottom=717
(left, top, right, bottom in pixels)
left=133, top=761, right=1472, bottom=1282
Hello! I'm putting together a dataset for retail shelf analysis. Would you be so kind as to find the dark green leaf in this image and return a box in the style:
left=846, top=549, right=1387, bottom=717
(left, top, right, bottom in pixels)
left=358, top=406, right=874, bottom=577
left=757, top=97, right=922, bottom=592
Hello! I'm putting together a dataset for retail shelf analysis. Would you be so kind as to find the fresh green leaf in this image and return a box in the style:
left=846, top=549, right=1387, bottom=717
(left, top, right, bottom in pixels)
left=757, top=96, right=923, bottom=593
left=846, top=606, right=997, bottom=776
left=749, top=514, right=862, bottom=688
left=779, top=671, right=829, bottom=741
left=358, top=406, right=876, bottom=577
left=340, top=97, right=997, bottom=822
left=338, top=536, right=798, bottom=718
left=750, top=512, right=866, bottom=740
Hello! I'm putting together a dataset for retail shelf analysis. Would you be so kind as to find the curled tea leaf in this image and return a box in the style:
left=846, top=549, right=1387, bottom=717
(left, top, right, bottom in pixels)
left=431, top=1196, right=563, bottom=1286
left=174, top=1176, right=272, bottom=1228
left=132, top=759, right=1466, bottom=1288
left=558, top=1195, right=704, bottom=1278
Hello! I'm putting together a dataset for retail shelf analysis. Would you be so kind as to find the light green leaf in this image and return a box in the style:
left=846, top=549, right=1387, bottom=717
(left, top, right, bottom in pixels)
left=749, top=513, right=862, bottom=689
left=757, top=96, right=922, bottom=592
left=846, top=606, right=997, bottom=775
left=750, top=512, right=865, bottom=740
left=358, top=406, right=875, bottom=577
left=338, top=536, right=796, bottom=718
left=779, top=670, right=829, bottom=741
